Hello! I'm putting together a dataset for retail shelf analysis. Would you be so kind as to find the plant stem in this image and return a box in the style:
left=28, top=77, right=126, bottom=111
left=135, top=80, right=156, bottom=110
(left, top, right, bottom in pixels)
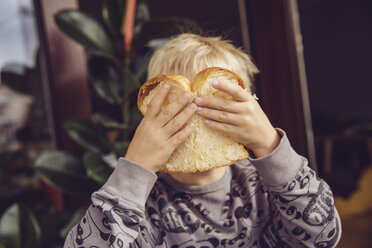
left=122, top=99, right=130, bottom=128
left=124, top=52, right=131, bottom=70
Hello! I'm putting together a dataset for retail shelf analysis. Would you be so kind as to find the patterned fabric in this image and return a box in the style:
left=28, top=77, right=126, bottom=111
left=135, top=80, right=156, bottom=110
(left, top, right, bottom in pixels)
left=64, top=131, right=341, bottom=248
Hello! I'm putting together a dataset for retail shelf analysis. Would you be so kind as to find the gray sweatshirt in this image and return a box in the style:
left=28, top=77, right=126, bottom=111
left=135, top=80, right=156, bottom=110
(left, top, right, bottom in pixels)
left=63, top=130, right=341, bottom=247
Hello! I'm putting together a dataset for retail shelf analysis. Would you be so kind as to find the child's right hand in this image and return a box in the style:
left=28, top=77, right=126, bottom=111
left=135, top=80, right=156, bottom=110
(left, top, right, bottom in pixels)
left=124, top=83, right=196, bottom=172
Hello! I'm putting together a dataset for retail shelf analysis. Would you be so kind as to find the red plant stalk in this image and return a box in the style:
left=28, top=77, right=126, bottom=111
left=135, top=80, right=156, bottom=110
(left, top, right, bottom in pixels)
left=122, top=0, right=137, bottom=67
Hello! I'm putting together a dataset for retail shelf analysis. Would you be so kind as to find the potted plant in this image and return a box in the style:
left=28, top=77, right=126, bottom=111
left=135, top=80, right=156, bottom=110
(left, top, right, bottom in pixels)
left=0, top=0, right=200, bottom=246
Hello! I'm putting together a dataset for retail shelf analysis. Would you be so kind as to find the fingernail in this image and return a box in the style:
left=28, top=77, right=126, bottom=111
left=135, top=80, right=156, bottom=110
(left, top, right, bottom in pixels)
left=189, top=103, right=196, bottom=109
left=212, top=80, right=219, bottom=87
left=195, top=97, right=202, bottom=104
left=184, top=92, right=191, bottom=99
left=197, top=106, right=203, bottom=112
left=163, top=83, right=170, bottom=89
left=205, top=119, right=211, bottom=124
left=189, top=123, right=194, bottom=129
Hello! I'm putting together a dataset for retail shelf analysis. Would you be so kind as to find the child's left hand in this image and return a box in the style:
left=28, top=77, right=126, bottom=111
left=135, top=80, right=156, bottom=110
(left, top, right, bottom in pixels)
left=195, top=80, right=280, bottom=158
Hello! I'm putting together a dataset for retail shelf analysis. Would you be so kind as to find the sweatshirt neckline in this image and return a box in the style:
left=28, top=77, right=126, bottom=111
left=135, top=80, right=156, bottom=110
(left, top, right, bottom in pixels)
left=159, top=166, right=232, bottom=194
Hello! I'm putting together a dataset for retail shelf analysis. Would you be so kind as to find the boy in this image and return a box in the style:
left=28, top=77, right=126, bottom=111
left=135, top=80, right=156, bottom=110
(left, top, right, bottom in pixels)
left=64, top=34, right=341, bottom=247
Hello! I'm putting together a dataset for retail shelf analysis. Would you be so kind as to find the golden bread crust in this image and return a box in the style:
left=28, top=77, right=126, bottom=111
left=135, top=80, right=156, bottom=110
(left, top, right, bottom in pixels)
left=192, top=67, right=246, bottom=96
left=137, top=74, right=191, bottom=115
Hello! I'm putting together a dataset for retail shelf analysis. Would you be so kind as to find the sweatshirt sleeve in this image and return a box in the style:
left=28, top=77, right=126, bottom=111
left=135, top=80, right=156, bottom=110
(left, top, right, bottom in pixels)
left=63, top=157, right=158, bottom=248
left=249, top=129, right=342, bottom=248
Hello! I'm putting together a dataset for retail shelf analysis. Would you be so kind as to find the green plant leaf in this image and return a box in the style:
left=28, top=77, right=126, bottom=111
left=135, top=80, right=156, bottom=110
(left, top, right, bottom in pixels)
left=34, top=151, right=101, bottom=195
left=59, top=208, right=87, bottom=239
left=133, top=17, right=202, bottom=49
left=0, top=204, right=41, bottom=248
left=55, top=10, right=114, bottom=55
left=132, top=56, right=149, bottom=82
left=64, top=118, right=111, bottom=154
left=94, top=113, right=128, bottom=129
left=21, top=206, right=41, bottom=248
left=0, top=64, right=28, bottom=94
left=102, top=0, right=125, bottom=37
left=123, top=69, right=140, bottom=99
left=121, top=70, right=140, bottom=125
left=88, top=56, right=123, bottom=104
left=38, top=211, right=71, bottom=247
left=134, top=0, right=150, bottom=37
left=113, top=141, right=130, bottom=157
left=0, top=149, right=24, bottom=170
left=0, top=204, right=20, bottom=248
left=130, top=105, right=143, bottom=127
left=83, top=152, right=113, bottom=184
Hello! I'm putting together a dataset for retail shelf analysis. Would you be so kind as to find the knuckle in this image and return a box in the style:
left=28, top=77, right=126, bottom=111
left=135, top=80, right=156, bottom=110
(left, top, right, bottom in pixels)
left=177, top=95, right=185, bottom=104
left=242, top=116, right=251, bottom=124
left=218, top=111, right=229, bottom=121
left=238, top=92, right=246, bottom=100
left=201, top=97, right=209, bottom=104
left=222, top=123, right=230, bottom=131
left=215, top=122, right=230, bottom=132
left=146, top=103, right=156, bottom=113
left=248, top=104, right=256, bottom=112
left=146, top=103, right=153, bottom=110
left=178, top=93, right=190, bottom=104
left=185, top=104, right=196, bottom=115
left=244, top=103, right=254, bottom=113
left=182, top=126, right=192, bottom=136
left=172, top=119, right=183, bottom=129
left=172, top=133, right=184, bottom=145
left=221, top=100, right=232, bottom=111
left=161, top=108, right=173, bottom=119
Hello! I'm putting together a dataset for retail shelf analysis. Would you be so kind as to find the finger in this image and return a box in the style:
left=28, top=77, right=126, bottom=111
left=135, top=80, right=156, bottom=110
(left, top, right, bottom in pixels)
left=196, top=107, right=240, bottom=126
left=157, top=92, right=193, bottom=126
left=195, top=96, right=240, bottom=113
left=164, top=103, right=197, bottom=135
left=204, top=119, right=237, bottom=136
left=146, top=83, right=171, bottom=118
left=211, top=80, right=250, bottom=102
left=168, top=122, right=195, bottom=147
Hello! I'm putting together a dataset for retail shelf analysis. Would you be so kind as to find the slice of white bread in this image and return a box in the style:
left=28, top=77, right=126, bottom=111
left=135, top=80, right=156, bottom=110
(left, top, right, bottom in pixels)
left=137, top=67, right=249, bottom=173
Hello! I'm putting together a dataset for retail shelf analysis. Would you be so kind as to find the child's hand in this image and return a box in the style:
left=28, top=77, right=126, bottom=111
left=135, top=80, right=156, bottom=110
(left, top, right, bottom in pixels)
left=125, top=84, right=196, bottom=172
left=195, top=80, right=280, bottom=158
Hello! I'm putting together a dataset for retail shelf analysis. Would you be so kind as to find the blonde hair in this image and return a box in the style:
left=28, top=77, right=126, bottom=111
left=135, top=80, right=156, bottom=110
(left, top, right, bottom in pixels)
left=147, top=33, right=259, bottom=89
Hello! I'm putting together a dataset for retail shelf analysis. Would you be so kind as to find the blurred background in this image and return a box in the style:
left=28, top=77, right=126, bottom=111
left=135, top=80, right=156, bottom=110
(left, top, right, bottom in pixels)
left=0, top=0, right=371, bottom=247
